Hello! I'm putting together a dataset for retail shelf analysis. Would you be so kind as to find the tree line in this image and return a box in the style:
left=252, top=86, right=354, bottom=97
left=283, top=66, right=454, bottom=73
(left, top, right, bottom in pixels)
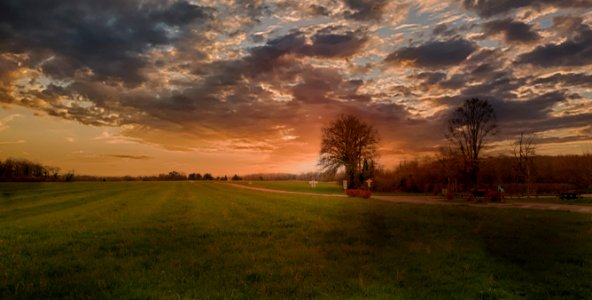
left=319, top=98, right=591, bottom=194
left=0, top=158, right=69, bottom=182
left=371, top=154, right=592, bottom=195
left=0, top=159, right=247, bottom=182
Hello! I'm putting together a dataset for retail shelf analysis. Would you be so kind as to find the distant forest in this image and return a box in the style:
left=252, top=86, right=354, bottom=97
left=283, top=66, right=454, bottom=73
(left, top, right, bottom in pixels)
left=372, top=154, right=592, bottom=195
left=1, top=154, right=591, bottom=195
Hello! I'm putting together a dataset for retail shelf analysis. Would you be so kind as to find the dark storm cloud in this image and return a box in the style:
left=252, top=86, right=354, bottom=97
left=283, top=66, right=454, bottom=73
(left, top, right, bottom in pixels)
left=517, top=23, right=592, bottom=67
left=385, top=38, right=477, bottom=68
left=0, top=0, right=209, bottom=85
left=244, top=28, right=368, bottom=62
left=439, top=74, right=465, bottom=90
left=531, top=73, right=592, bottom=87
left=482, top=19, right=540, bottom=43
left=496, top=91, right=570, bottom=122
left=432, top=23, right=475, bottom=38
left=112, top=26, right=373, bottom=144
left=292, top=69, right=371, bottom=103
left=461, top=71, right=527, bottom=99
left=413, top=72, right=447, bottom=86
left=302, top=30, right=368, bottom=58
left=461, top=0, right=592, bottom=18
left=432, top=24, right=456, bottom=37
left=343, top=0, right=388, bottom=21
left=189, top=28, right=367, bottom=103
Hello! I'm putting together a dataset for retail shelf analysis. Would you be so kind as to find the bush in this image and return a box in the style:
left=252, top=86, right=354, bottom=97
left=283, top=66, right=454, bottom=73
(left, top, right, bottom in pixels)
left=346, top=189, right=371, bottom=198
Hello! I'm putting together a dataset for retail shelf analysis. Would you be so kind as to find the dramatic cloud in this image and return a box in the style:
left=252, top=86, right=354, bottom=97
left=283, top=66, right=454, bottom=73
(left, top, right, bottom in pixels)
left=517, top=22, right=592, bottom=67
left=531, top=73, right=592, bottom=87
left=344, top=0, right=388, bottom=21
left=385, top=39, right=477, bottom=68
left=0, top=0, right=591, bottom=174
left=482, top=19, right=540, bottom=43
left=461, top=0, right=592, bottom=18
left=0, top=0, right=209, bottom=85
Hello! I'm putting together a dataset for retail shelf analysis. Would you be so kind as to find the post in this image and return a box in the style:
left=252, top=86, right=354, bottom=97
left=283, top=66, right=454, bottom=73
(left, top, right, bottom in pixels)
left=342, top=180, right=347, bottom=190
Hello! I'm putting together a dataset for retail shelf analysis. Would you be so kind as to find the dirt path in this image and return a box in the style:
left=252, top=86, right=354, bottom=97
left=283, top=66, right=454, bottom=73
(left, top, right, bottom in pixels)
left=225, top=183, right=592, bottom=214
left=224, top=183, right=346, bottom=197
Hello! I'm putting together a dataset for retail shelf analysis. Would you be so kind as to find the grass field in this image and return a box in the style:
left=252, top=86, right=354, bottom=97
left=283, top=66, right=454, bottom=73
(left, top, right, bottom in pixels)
left=1, top=181, right=592, bottom=299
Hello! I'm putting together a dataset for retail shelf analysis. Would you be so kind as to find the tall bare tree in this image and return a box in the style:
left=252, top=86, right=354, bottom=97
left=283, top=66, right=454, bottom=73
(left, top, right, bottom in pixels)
left=319, top=114, right=379, bottom=189
left=446, top=98, right=497, bottom=187
left=513, top=132, right=536, bottom=197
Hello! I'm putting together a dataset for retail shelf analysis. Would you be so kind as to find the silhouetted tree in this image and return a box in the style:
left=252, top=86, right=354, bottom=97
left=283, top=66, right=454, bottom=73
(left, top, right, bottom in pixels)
left=203, top=173, right=214, bottom=180
left=514, top=132, right=536, bottom=197
left=319, top=114, right=379, bottom=189
left=446, top=98, right=497, bottom=187
left=64, top=170, right=75, bottom=182
left=436, top=146, right=463, bottom=192
left=188, top=173, right=203, bottom=180
left=165, top=171, right=187, bottom=180
left=231, top=174, right=242, bottom=181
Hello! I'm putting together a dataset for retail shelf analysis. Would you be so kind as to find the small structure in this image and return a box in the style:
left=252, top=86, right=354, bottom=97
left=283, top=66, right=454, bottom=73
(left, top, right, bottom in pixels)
left=342, top=180, right=347, bottom=190
left=309, top=180, right=318, bottom=188
left=365, top=178, right=373, bottom=189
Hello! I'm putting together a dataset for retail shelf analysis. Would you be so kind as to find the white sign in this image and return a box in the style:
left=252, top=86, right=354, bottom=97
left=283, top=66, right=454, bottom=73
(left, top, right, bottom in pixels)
left=309, top=180, right=318, bottom=188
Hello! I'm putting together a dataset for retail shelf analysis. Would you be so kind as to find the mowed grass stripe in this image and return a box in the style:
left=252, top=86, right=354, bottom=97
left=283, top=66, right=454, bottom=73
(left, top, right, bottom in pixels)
left=0, top=182, right=107, bottom=209
left=1, top=182, right=592, bottom=299
left=0, top=183, right=149, bottom=224
left=0, top=182, right=167, bottom=222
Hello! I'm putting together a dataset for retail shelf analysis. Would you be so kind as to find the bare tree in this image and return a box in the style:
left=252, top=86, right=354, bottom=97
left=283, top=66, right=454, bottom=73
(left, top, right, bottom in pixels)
left=319, top=114, right=379, bottom=189
left=436, top=145, right=463, bottom=193
left=513, top=132, right=536, bottom=197
left=445, top=98, right=497, bottom=187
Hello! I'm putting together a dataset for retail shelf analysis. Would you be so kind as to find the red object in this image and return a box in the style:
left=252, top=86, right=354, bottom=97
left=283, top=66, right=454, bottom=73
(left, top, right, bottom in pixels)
left=446, top=192, right=455, bottom=200
left=486, top=190, right=502, bottom=202
left=346, top=189, right=371, bottom=198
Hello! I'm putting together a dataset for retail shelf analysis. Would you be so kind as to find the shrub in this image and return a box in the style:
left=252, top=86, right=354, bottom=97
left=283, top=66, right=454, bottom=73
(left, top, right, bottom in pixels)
left=346, top=189, right=371, bottom=198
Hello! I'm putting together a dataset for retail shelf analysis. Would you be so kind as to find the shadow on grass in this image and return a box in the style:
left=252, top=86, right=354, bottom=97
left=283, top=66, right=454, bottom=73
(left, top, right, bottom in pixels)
left=319, top=202, right=592, bottom=299
left=477, top=211, right=592, bottom=299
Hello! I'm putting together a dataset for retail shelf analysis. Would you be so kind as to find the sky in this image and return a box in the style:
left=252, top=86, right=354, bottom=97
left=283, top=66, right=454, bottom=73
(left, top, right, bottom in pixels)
left=1, top=0, right=591, bottom=176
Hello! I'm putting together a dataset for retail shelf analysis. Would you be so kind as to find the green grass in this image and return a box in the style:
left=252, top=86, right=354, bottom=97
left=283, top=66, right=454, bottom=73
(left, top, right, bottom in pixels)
left=1, top=181, right=592, bottom=299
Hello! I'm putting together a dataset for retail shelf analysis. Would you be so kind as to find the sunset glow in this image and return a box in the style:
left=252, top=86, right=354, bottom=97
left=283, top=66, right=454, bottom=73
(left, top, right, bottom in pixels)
left=1, top=0, right=591, bottom=175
